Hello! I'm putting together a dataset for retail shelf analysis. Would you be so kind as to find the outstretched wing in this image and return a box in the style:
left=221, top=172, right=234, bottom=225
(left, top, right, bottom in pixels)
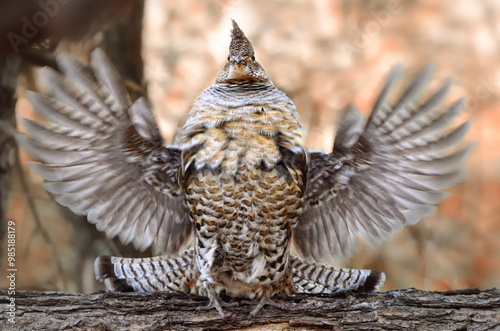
left=17, top=49, right=192, bottom=255
left=293, top=65, right=473, bottom=264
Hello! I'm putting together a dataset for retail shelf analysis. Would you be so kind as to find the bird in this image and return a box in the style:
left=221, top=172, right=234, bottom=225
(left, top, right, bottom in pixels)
left=17, top=20, right=472, bottom=318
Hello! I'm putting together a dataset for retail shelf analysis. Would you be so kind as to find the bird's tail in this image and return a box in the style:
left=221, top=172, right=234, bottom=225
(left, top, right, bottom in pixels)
left=94, top=249, right=195, bottom=293
left=290, top=255, right=385, bottom=294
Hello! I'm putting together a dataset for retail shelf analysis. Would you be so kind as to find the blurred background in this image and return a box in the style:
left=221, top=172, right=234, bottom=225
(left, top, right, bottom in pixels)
left=0, top=0, right=499, bottom=293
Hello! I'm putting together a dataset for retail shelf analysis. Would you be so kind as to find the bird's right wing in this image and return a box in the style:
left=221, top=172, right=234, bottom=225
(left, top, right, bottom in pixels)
left=17, top=49, right=193, bottom=255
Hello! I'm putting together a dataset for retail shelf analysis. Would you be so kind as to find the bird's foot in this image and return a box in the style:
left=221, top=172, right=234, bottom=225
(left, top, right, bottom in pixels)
left=195, top=285, right=228, bottom=319
left=207, top=293, right=226, bottom=319
left=249, top=296, right=284, bottom=319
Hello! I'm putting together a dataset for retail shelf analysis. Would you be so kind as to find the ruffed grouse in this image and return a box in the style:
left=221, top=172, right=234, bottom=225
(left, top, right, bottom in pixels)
left=18, top=20, right=472, bottom=318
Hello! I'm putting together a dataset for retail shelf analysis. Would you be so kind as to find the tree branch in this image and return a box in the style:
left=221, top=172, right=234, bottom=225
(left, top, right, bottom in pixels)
left=1, top=288, right=499, bottom=330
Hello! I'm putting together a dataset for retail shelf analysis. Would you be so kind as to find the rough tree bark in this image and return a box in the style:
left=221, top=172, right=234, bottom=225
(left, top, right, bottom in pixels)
left=0, top=288, right=498, bottom=330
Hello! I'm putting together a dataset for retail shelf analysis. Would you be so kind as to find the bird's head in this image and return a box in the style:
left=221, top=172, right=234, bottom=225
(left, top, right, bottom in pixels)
left=216, top=20, right=270, bottom=84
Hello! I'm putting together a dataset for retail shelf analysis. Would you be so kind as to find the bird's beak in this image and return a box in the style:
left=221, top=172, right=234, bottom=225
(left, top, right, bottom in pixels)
left=235, top=55, right=245, bottom=64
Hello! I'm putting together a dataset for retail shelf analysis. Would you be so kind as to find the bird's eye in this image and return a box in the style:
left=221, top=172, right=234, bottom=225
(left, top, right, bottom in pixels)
left=227, top=55, right=230, bottom=61
left=251, top=55, right=255, bottom=61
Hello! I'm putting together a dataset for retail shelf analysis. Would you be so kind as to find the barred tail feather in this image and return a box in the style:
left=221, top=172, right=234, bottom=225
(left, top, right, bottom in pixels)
left=95, top=249, right=195, bottom=293
left=290, top=256, right=385, bottom=294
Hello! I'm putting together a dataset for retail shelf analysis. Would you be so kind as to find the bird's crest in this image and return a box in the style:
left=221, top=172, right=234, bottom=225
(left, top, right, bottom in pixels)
left=216, top=20, right=268, bottom=83
left=229, top=20, right=254, bottom=58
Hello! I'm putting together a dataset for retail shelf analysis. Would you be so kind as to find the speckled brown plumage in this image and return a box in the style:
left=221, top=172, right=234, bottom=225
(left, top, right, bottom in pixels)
left=18, top=20, right=471, bottom=319
left=177, top=21, right=309, bottom=314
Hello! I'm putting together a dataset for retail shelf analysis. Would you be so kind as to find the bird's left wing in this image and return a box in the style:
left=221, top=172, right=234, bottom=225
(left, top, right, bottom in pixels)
left=17, top=49, right=192, bottom=255
left=292, top=65, right=473, bottom=264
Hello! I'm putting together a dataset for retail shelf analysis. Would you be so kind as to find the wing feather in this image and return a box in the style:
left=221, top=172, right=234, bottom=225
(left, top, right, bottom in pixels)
left=18, top=49, right=192, bottom=255
left=293, top=66, right=472, bottom=263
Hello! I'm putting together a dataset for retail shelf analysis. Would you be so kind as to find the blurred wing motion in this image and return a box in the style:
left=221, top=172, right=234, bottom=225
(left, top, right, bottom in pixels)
left=293, top=65, right=473, bottom=263
left=17, top=49, right=192, bottom=255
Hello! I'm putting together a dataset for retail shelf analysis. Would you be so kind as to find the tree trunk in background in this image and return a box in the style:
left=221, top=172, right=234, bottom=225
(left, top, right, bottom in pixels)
left=0, top=57, right=21, bottom=271
left=0, top=289, right=499, bottom=330
left=100, top=0, right=145, bottom=85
